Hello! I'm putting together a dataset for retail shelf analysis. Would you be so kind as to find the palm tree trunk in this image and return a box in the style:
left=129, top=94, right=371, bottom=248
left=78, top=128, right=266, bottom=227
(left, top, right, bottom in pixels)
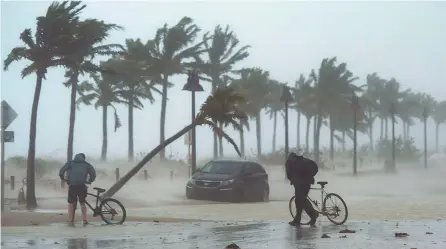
left=26, top=73, right=44, bottom=210
left=101, top=106, right=108, bottom=161
left=342, top=131, right=346, bottom=152
left=407, top=124, right=411, bottom=138
left=256, top=111, right=262, bottom=158
left=212, top=85, right=218, bottom=159
left=218, top=122, right=224, bottom=157
left=368, top=107, right=374, bottom=151
left=128, top=92, right=134, bottom=162
left=313, top=115, right=317, bottom=153
left=402, top=121, right=406, bottom=141
left=272, top=111, right=277, bottom=152
left=159, top=75, right=169, bottom=161
left=329, top=116, right=334, bottom=161
left=102, top=123, right=196, bottom=198
left=67, top=75, right=79, bottom=162
left=305, top=117, right=311, bottom=153
left=385, top=118, right=389, bottom=140
left=297, top=110, right=301, bottom=148
left=380, top=117, right=383, bottom=140
left=239, top=121, right=245, bottom=157
left=436, top=123, right=439, bottom=152
left=315, top=109, right=323, bottom=164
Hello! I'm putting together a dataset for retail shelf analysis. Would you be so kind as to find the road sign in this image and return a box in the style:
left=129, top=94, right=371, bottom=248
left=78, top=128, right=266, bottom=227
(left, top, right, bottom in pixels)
left=1, top=100, right=18, bottom=130
left=1, top=131, right=14, bottom=143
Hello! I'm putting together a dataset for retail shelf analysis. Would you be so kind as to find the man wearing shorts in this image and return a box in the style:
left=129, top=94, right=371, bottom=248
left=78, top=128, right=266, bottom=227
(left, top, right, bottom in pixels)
left=59, top=153, right=96, bottom=227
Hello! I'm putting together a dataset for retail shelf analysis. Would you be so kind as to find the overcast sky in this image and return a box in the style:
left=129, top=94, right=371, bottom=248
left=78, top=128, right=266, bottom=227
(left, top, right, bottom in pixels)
left=1, top=1, right=445, bottom=160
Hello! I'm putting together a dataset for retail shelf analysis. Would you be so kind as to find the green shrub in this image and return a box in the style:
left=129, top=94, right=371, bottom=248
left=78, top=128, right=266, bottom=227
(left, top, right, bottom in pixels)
left=375, top=137, right=421, bottom=162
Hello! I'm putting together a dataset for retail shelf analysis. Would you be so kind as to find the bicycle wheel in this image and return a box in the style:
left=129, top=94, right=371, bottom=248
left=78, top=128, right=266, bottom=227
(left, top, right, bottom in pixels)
left=288, top=196, right=311, bottom=225
left=323, top=193, right=348, bottom=225
left=99, top=198, right=127, bottom=225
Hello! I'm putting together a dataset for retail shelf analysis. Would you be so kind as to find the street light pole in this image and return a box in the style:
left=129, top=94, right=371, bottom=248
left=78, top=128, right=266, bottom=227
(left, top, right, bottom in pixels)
left=280, top=85, right=294, bottom=161
left=422, top=107, right=429, bottom=169
left=183, top=70, right=204, bottom=175
left=351, top=92, right=359, bottom=176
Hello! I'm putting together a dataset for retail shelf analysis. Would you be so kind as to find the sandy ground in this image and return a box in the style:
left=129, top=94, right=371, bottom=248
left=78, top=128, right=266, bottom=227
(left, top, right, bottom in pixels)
left=3, top=159, right=446, bottom=227
left=0, top=211, right=201, bottom=227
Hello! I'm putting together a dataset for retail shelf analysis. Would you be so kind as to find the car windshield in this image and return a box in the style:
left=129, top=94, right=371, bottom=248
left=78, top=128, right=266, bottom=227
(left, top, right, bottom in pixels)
left=200, top=161, right=244, bottom=175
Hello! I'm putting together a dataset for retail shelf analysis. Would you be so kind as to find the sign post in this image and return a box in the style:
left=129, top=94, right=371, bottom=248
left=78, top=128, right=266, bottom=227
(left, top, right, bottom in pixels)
left=1, top=100, right=18, bottom=212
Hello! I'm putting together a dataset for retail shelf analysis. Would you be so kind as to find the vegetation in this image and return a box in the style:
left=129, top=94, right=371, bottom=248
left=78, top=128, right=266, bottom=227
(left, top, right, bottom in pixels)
left=4, top=1, right=446, bottom=206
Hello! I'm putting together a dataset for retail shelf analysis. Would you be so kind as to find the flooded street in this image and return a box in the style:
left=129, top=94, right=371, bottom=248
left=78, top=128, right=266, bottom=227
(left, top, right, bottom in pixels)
left=2, top=220, right=446, bottom=248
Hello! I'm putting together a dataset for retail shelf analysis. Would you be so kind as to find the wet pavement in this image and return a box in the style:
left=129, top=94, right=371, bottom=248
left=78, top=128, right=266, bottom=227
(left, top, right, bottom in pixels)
left=2, top=220, right=446, bottom=249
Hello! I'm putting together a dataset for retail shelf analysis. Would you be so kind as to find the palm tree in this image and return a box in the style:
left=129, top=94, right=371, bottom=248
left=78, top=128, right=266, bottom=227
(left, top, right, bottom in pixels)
left=297, top=82, right=317, bottom=153
left=63, top=19, right=123, bottom=162
left=265, top=80, right=284, bottom=153
left=2, top=1, right=86, bottom=210
left=232, top=68, right=270, bottom=158
left=362, top=73, right=385, bottom=150
left=76, top=70, right=125, bottom=161
left=308, top=57, right=360, bottom=162
left=195, top=25, right=250, bottom=158
left=148, top=17, right=206, bottom=161
left=432, top=101, right=446, bottom=151
left=292, top=74, right=312, bottom=149
left=102, top=87, right=248, bottom=198
left=102, top=41, right=162, bottom=161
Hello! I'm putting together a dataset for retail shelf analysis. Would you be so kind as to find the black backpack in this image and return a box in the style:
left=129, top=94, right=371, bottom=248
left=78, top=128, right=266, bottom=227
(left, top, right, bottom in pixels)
left=304, top=158, right=319, bottom=176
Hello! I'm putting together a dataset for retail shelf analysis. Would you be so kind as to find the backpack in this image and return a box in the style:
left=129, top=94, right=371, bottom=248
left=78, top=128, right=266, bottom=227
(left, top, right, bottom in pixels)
left=304, top=158, right=319, bottom=177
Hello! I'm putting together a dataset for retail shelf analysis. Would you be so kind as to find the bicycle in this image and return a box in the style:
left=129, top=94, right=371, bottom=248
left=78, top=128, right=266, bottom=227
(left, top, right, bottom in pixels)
left=64, top=180, right=127, bottom=225
left=289, top=181, right=348, bottom=225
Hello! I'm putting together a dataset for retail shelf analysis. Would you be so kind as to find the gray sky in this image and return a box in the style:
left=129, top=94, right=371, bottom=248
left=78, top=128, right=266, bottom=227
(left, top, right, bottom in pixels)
left=1, top=1, right=446, bottom=160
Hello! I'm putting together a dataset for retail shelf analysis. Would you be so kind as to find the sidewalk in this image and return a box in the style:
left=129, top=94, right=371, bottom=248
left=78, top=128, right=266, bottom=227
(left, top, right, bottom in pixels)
left=2, top=220, right=445, bottom=249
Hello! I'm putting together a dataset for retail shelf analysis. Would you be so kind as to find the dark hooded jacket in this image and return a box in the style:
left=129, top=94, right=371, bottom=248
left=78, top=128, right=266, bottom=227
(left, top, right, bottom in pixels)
left=59, top=153, right=96, bottom=186
left=286, top=154, right=316, bottom=186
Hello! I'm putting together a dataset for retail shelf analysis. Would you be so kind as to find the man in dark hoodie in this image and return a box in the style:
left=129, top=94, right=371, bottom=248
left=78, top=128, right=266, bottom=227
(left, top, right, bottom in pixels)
left=286, top=152, right=319, bottom=227
left=59, top=153, right=96, bottom=227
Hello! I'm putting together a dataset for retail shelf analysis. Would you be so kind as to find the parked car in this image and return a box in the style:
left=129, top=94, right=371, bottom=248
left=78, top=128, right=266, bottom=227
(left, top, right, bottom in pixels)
left=186, top=159, right=269, bottom=202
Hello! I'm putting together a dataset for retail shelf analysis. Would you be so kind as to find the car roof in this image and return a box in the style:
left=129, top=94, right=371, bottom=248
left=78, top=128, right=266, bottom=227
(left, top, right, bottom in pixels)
left=211, top=158, right=262, bottom=165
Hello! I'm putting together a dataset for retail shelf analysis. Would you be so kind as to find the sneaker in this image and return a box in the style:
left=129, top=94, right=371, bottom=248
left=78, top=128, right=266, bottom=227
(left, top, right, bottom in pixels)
left=309, top=213, right=319, bottom=226
left=288, top=220, right=299, bottom=226
left=67, top=221, right=74, bottom=227
left=82, top=220, right=89, bottom=227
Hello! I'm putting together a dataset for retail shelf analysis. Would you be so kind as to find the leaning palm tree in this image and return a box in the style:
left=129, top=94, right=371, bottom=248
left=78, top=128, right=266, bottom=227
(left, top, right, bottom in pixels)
left=76, top=71, right=126, bottom=161
left=2, top=1, right=86, bottom=210
left=63, top=19, right=123, bottom=162
left=148, top=17, right=206, bottom=161
left=432, top=101, right=446, bottom=151
left=196, top=25, right=250, bottom=158
left=102, top=87, right=248, bottom=198
left=265, top=80, right=283, bottom=153
left=292, top=74, right=313, bottom=149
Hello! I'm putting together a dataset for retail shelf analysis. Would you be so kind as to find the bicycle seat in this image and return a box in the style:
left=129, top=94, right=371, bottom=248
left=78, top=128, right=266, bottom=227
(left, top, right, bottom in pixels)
left=317, top=181, right=328, bottom=187
left=93, top=187, right=106, bottom=193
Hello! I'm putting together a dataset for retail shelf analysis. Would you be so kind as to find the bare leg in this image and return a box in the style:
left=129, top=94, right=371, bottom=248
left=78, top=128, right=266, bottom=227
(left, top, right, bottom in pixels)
left=80, top=203, right=87, bottom=221
left=68, top=203, right=75, bottom=222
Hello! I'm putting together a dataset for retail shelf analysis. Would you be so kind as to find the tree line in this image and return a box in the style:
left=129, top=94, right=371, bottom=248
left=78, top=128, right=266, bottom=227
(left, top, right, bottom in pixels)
left=4, top=1, right=446, bottom=208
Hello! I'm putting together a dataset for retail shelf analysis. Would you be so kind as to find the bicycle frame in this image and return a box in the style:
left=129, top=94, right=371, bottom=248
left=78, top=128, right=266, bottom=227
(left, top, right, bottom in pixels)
left=308, top=186, right=328, bottom=214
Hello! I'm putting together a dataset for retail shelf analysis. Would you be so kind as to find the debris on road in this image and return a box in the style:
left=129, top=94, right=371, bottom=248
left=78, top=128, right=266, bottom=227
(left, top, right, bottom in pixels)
left=395, top=232, right=409, bottom=237
left=321, top=234, right=331, bottom=238
left=225, top=243, right=240, bottom=249
left=339, top=228, right=356, bottom=233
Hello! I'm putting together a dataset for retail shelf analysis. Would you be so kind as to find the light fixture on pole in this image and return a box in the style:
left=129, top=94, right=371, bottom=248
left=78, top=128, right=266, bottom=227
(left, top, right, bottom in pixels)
left=183, top=69, right=204, bottom=176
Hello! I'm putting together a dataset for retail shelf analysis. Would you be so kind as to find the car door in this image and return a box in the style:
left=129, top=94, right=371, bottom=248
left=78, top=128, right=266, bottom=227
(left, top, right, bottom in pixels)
left=242, top=163, right=264, bottom=200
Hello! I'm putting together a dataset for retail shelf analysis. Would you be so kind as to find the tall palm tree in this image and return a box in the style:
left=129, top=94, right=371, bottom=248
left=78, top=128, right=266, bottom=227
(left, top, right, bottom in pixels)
left=76, top=70, right=125, bottom=161
left=232, top=68, right=270, bottom=158
left=102, top=41, right=162, bottom=161
left=196, top=25, right=250, bottom=158
left=432, top=101, right=446, bottom=151
left=308, top=57, right=360, bottom=162
left=2, top=1, right=86, bottom=210
left=292, top=74, right=312, bottom=149
left=148, top=17, right=206, bottom=161
left=102, top=87, right=247, bottom=198
left=63, top=19, right=123, bottom=162
left=297, top=82, right=317, bottom=153
left=265, top=80, right=283, bottom=153
left=363, top=73, right=384, bottom=150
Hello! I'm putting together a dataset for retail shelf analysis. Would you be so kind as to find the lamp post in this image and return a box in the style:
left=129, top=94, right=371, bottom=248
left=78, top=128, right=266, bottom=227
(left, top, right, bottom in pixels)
left=351, top=92, right=360, bottom=176
left=422, top=107, right=429, bottom=169
left=390, top=103, right=397, bottom=171
left=280, top=85, right=294, bottom=162
left=183, top=69, right=204, bottom=175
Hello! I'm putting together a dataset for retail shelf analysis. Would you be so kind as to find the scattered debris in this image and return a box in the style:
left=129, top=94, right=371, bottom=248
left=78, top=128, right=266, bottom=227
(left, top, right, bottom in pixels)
left=321, top=234, right=331, bottom=238
left=225, top=243, right=240, bottom=249
left=339, top=228, right=356, bottom=233
left=395, top=232, right=409, bottom=237
left=426, top=232, right=433, bottom=235
left=153, top=220, right=160, bottom=223
left=339, top=235, right=347, bottom=238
